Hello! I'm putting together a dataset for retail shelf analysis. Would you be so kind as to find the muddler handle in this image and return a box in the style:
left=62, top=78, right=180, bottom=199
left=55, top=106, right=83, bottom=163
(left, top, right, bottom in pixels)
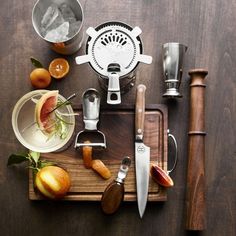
left=186, top=69, right=208, bottom=230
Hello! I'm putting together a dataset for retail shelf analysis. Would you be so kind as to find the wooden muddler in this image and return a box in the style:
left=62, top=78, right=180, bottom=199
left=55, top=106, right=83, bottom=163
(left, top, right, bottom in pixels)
left=186, top=69, right=208, bottom=230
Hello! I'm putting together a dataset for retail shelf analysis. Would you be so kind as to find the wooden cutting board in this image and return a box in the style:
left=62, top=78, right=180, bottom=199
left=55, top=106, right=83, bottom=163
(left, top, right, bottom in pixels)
left=29, top=104, right=168, bottom=201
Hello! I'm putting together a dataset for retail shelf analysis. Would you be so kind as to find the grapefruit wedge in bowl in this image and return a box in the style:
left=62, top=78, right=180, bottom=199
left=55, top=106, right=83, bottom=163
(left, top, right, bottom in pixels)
left=12, top=90, right=75, bottom=153
left=35, top=90, right=59, bottom=136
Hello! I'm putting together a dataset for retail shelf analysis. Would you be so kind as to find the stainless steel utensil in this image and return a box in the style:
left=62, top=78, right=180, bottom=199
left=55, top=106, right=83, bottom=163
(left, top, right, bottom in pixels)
left=32, top=0, right=84, bottom=55
left=101, top=156, right=131, bottom=214
left=75, top=21, right=152, bottom=104
left=162, top=42, right=187, bottom=97
left=74, top=88, right=106, bottom=149
left=135, top=84, right=150, bottom=218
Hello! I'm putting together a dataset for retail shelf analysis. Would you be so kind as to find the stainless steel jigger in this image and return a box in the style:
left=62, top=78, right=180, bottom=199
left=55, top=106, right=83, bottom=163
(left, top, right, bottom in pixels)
left=162, top=42, right=187, bottom=98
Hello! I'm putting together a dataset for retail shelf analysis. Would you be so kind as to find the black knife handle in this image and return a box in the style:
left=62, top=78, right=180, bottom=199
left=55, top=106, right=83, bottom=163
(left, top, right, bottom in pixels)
left=101, top=181, right=124, bottom=214
left=135, top=84, right=146, bottom=140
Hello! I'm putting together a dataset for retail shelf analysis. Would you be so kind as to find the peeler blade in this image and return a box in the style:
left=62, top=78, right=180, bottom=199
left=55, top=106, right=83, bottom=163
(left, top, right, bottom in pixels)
left=74, top=130, right=106, bottom=149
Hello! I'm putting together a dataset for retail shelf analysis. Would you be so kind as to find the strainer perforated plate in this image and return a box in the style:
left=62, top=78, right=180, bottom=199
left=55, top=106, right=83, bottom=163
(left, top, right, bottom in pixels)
left=76, top=21, right=152, bottom=77
left=87, top=22, right=140, bottom=77
left=75, top=21, right=152, bottom=104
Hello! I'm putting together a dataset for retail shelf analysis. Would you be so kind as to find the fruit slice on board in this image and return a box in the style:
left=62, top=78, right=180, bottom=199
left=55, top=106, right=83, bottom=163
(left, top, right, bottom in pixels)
left=35, top=90, right=59, bottom=135
left=82, top=141, right=93, bottom=169
left=92, top=160, right=111, bottom=180
left=150, top=164, right=174, bottom=187
left=49, top=58, right=69, bottom=79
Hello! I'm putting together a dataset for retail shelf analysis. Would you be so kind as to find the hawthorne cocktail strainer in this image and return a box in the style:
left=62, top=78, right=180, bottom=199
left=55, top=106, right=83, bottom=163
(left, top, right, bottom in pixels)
left=75, top=21, right=152, bottom=104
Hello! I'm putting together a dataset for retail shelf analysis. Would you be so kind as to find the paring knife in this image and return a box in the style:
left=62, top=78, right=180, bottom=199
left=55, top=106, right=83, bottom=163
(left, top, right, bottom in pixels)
left=135, top=84, right=150, bottom=218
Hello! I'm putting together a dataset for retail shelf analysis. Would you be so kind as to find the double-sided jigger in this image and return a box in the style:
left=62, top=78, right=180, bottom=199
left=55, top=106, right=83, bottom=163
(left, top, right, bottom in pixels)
left=162, top=42, right=188, bottom=98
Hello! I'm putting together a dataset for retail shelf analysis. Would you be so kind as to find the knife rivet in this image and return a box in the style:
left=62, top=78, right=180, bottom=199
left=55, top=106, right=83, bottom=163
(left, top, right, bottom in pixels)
left=137, top=128, right=142, bottom=134
left=137, top=145, right=145, bottom=153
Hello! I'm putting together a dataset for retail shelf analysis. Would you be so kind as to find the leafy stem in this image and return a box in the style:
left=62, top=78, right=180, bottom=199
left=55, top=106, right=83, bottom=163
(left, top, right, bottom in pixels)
left=8, top=151, right=56, bottom=171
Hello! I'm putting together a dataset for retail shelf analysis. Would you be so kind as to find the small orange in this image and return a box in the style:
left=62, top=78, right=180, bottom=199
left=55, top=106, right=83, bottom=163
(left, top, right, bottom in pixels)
left=48, top=58, right=69, bottom=79
left=30, top=68, right=52, bottom=88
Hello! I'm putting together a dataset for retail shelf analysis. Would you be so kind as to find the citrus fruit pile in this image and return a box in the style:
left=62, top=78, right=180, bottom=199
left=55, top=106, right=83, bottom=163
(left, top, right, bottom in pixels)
left=30, top=57, right=70, bottom=89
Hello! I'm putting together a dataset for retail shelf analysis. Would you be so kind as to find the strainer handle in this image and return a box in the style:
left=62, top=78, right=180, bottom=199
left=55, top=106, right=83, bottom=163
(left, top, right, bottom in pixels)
left=107, top=73, right=121, bottom=104
left=75, top=55, right=90, bottom=65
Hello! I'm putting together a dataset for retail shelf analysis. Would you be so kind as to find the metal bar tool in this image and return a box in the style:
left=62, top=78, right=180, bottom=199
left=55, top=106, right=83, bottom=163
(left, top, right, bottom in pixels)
left=101, top=156, right=131, bottom=214
left=135, top=84, right=150, bottom=218
left=74, top=88, right=106, bottom=149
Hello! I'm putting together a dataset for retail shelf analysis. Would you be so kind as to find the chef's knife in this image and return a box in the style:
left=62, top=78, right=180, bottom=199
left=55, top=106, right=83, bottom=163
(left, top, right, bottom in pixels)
left=135, top=84, right=150, bottom=218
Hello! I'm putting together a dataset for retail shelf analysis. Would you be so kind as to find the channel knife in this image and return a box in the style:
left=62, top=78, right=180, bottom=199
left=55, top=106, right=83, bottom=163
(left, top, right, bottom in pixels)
left=135, top=84, right=150, bottom=218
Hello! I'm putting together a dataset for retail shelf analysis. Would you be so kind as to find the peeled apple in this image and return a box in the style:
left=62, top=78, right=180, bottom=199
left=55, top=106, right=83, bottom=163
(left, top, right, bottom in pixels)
left=35, top=166, right=71, bottom=199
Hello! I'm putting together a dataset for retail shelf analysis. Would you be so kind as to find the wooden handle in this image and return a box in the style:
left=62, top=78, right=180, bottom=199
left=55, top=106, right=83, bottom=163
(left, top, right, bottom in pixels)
left=101, top=181, right=124, bottom=214
left=186, top=69, right=208, bottom=230
left=135, top=84, right=146, bottom=139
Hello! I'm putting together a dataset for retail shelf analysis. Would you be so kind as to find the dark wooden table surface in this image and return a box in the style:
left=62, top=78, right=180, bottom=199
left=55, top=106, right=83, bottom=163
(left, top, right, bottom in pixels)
left=0, top=0, right=235, bottom=235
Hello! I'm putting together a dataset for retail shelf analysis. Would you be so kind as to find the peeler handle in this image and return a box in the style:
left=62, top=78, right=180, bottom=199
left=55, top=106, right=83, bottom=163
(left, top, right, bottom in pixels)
left=82, top=89, right=101, bottom=130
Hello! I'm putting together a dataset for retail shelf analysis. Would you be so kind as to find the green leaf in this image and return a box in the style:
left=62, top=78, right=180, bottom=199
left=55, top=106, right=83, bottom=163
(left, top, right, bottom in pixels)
left=7, top=154, right=29, bottom=166
left=29, top=151, right=40, bottom=165
left=30, top=57, right=43, bottom=68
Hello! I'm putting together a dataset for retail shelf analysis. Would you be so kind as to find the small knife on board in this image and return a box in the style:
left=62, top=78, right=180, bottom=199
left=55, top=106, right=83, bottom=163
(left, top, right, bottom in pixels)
left=135, top=84, right=150, bottom=218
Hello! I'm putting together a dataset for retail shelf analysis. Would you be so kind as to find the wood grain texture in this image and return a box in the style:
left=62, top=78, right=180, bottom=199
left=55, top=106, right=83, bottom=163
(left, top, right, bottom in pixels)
left=29, top=105, right=168, bottom=202
left=101, top=180, right=125, bottom=215
left=186, top=70, right=207, bottom=230
left=135, top=84, right=146, bottom=138
left=1, top=0, right=236, bottom=235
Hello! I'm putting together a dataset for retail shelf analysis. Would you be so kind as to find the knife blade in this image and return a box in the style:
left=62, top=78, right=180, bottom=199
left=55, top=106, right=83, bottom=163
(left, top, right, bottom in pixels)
left=135, top=84, right=150, bottom=218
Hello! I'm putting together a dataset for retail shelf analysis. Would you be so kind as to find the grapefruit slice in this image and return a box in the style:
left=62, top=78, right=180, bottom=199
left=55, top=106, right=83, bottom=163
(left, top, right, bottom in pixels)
left=150, top=164, right=174, bottom=187
left=35, top=90, right=59, bottom=135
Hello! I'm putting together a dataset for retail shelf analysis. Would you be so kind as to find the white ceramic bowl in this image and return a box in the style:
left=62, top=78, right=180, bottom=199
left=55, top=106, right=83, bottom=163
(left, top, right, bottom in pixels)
left=12, top=90, right=75, bottom=153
